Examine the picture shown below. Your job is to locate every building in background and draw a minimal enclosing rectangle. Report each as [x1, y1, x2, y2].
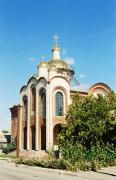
[0, 130, 11, 150]
[10, 106, 19, 142]
[10, 40, 111, 155]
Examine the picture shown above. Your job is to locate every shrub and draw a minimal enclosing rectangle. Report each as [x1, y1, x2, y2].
[15, 144, 116, 172]
[58, 93, 116, 170]
[16, 157, 67, 170]
[2, 140, 16, 154]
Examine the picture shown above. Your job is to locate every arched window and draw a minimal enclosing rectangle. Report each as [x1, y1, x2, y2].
[56, 92, 63, 116]
[23, 97, 28, 122]
[31, 87, 36, 112]
[41, 92, 46, 118]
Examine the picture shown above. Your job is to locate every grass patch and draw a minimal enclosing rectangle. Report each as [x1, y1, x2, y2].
[0, 152, 16, 159]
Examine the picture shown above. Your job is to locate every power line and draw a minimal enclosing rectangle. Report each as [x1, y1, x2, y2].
[3, 25, 115, 54]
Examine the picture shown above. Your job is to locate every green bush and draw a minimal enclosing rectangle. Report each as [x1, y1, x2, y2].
[2, 140, 16, 154]
[15, 144, 116, 172]
[58, 93, 116, 170]
[16, 157, 67, 170]
[60, 143, 116, 170]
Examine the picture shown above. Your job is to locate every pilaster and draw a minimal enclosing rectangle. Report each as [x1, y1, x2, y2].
[35, 87, 39, 150]
[27, 88, 30, 150]
[46, 82, 50, 150]
[19, 99, 23, 150]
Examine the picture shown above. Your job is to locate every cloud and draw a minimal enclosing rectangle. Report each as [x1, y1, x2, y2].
[64, 58, 75, 65]
[79, 74, 85, 78]
[71, 84, 90, 92]
[29, 57, 36, 62]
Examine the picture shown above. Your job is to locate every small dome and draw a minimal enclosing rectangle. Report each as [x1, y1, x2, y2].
[48, 60, 68, 69]
[38, 61, 48, 68]
[52, 44, 61, 61]
[52, 45, 60, 52]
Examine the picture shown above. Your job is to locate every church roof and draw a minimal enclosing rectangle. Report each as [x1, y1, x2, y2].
[71, 84, 90, 93]
[71, 82, 112, 94]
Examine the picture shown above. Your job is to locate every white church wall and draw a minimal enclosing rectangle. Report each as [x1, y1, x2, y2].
[38, 65, 48, 79]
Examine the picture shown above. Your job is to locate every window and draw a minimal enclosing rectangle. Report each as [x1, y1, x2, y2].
[41, 93, 46, 118]
[32, 87, 36, 112]
[24, 98, 28, 122]
[56, 92, 63, 116]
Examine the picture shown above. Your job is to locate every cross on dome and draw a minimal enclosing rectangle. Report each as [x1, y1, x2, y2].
[53, 34, 59, 45]
[52, 34, 60, 61]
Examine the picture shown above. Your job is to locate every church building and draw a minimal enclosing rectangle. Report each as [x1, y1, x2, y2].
[10, 39, 111, 155]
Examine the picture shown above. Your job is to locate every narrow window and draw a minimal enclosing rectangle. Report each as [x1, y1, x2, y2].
[32, 87, 36, 112]
[24, 98, 28, 122]
[41, 93, 46, 118]
[56, 92, 63, 116]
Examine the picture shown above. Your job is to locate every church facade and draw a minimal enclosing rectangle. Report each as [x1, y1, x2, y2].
[10, 42, 111, 153]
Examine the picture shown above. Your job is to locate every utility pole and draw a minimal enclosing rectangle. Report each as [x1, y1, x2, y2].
[16, 105, 22, 159]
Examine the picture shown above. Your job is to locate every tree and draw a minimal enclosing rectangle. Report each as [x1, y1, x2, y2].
[59, 92, 116, 155]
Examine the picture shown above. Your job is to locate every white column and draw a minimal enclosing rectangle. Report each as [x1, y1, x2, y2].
[35, 88, 39, 150]
[46, 83, 50, 150]
[49, 87, 53, 147]
[27, 88, 30, 150]
[19, 99, 23, 150]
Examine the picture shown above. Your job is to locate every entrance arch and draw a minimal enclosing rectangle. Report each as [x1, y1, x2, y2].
[23, 127, 27, 149]
[53, 124, 62, 146]
[39, 88, 46, 150]
[31, 126, 35, 150]
[41, 125, 46, 150]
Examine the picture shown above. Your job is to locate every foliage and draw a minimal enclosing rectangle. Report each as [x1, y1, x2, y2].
[2, 129, 9, 133]
[15, 144, 116, 171]
[16, 156, 67, 170]
[2, 140, 16, 154]
[59, 93, 116, 148]
[58, 92, 116, 170]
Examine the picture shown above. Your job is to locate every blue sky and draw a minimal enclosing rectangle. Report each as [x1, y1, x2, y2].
[0, 0, 115, 131]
